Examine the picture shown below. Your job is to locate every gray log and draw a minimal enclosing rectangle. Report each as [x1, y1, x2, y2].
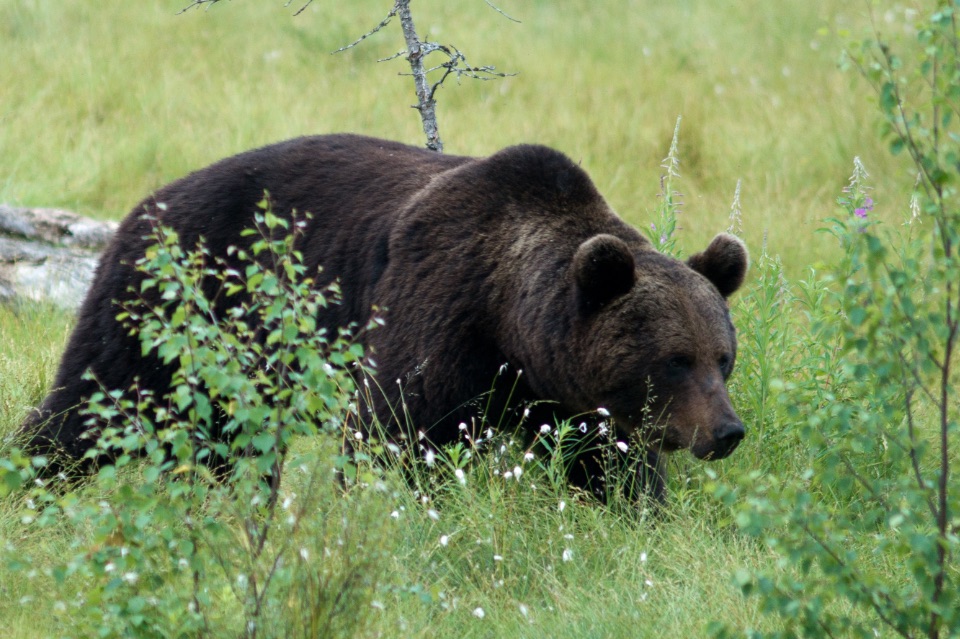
[0, 205, 116, 309]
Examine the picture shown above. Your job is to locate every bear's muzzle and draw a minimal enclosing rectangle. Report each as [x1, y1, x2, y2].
[692, 419, 745, 460]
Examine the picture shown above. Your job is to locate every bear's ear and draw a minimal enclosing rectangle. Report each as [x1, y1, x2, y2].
[573, 234, 636, 309]
[687, 233, 749, 298]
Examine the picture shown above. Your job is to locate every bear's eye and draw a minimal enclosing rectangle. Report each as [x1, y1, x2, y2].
[718, 354, 733, 376]
[666, 355, 693, 372]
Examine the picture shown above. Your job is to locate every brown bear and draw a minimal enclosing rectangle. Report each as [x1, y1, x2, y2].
[19, 134, 748, 501]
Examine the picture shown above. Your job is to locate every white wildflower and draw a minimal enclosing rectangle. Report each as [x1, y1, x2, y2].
[473, 607, 485, 619]
[558, 500, 566, 513]
[524, 451, 535, 462]
[597, 407, 610, 417]
[562, 548, 573, 562]
[300, 548, 310, 561]
[616, 441, 629, 453]
[513, 465, 523, 479]
[455, 468, 466, 485]
[428, 509, 439, 521]
[440, 535, 450, 546]
[539, 424, 551, 435]
[390, 510, 400, 519]
[425, 449, 436, 466]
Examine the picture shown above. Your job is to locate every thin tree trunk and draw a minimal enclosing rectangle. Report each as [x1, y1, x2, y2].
[396, 0, 443, 153]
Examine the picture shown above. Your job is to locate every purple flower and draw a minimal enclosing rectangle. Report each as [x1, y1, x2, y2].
[855, 208, 868, 219]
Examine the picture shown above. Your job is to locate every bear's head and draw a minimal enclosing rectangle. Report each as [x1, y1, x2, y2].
[571, 232, 749, 461]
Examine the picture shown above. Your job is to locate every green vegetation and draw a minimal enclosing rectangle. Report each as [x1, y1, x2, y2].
[1, 1, 957, 637]
[0, 0, 911, 267]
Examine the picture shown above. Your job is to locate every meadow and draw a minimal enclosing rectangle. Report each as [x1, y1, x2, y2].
[1, 1, 956, 637]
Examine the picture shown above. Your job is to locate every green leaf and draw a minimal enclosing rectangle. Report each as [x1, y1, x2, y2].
[251, 432, 275, 453]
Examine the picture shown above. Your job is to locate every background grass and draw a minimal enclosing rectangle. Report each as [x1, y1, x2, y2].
[1, 0, 915, 267]
[0, 1, 931, 637]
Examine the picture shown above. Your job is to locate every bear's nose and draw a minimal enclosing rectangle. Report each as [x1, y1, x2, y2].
[713, 421, 745, 458]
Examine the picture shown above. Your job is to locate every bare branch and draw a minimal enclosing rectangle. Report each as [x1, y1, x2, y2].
[287, 0, 314, 17]
[424, 44, 515, 85]
[179, 0, 314, 16]
[331, 8, 398, 54]
[483, 0, 520, 23]
[177, 0, 222, 15]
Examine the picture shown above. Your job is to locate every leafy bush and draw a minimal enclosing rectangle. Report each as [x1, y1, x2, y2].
[1, 203, 394, 638]
[710, 4, 960, 637]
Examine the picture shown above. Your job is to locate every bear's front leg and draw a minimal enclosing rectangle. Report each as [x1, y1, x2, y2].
[566, 443, 666, 506]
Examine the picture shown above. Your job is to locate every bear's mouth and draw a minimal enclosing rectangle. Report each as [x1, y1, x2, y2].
[689, 422, 745, 461]
[630, 421, 744, 461]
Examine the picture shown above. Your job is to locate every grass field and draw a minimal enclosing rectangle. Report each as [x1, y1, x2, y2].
[0, 1, 951, 637]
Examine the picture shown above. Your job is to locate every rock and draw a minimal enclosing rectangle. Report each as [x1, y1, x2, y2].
[0, 205, 116, 309]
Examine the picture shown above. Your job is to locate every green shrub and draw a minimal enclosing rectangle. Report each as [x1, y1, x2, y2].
[710, 3, 960, 637]
[1, 203, 392, 638]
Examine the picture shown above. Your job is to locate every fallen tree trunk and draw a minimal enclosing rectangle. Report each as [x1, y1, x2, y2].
[0, 205, 116, 309]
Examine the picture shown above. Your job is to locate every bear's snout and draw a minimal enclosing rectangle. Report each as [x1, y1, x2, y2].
[710, 420, 745, 459]
[689, 419, 744, 461]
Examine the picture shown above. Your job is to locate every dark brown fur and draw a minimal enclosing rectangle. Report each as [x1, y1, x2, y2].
[20, 134, 748, 501]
